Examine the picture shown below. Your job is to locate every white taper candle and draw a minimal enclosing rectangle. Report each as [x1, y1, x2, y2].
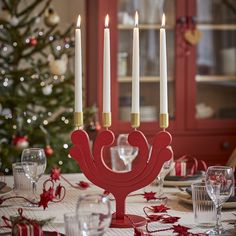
[75, 15, 82, 112]
[160, 14, 168, 114]
[131, 11, 140, 114]
[103, 14, 111, 113]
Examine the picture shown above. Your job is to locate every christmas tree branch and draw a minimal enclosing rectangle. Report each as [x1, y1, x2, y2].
[0, 35, 9, 44]
[2, 0, 10, 11]
[18, 0, 47, 17]
[10, 0, 19, 16]
[21, 26, 57, 58]
[18, 0, 51, 28]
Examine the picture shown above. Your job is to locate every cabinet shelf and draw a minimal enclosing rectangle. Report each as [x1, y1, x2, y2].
[118, 76, 174, 82]
[118, 24, 175, 30]
[197, 24, 236, 30]
[196, 75, 236, 82]
[87, 0, 236, 167]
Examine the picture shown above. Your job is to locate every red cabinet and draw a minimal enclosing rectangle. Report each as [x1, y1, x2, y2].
[86, 0, 236, 165]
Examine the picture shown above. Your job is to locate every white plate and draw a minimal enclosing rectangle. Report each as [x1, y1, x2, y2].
[164, 178, 202, 187]
[0, 185, 12, 196]
[176, 192, 236, 209]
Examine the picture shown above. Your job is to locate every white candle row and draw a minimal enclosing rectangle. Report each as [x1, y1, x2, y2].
[74, 13, 168, 125]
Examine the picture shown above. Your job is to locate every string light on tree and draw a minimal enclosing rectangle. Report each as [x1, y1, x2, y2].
[0, 0, 94, 173]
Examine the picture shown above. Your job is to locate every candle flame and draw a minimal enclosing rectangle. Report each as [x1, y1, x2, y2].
[105, 14, 109, 28]
[76, 15, 81, 28]
[161, 13, 165, 27]
[135, 11, 138, 27]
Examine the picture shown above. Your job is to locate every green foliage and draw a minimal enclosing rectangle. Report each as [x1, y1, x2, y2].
[0, 0, 95, 174]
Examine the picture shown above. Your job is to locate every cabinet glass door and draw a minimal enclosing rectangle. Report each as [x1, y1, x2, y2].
[196, 0, 236, 120]
[117, 0, 176, 122]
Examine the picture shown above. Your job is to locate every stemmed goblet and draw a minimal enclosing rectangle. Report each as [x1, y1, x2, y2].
[156, 157, 174, 196]
[117, 134, 138, 171]
[205, 166, 234, 235]
[21, 148, 47, 205]
[76, 194, 111, 236]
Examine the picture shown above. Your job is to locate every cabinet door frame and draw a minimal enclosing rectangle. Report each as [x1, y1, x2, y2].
[185, 0, 236, 132]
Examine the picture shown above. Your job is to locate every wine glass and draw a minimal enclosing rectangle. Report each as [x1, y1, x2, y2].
[21, 148, 47, 204]
[117, 134, 138, 171]
[76, 194, 111, 236]
[205, 166, 234, 235]
[156, 157, 174, 196]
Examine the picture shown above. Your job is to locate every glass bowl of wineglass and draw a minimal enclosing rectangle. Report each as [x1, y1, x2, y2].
[205, 166, 234, 235]
[117, 134, 139, 171]
[156, 157, 174, 196]
[21, 148, 47, 205]
[76, 194, 111, 236]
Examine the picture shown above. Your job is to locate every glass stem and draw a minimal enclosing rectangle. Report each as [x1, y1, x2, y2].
[159, 178, 164, 196]
[32, 181, 37, 199]
[215, 204, 222, 232]
[127, 163, 132, 171]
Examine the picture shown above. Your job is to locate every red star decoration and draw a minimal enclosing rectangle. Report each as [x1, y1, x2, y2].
[151, 204, 170, 213]
[172, 224, 190, 234]
[77, 181, 89, 189]
[161, 216, 180, 224]
[142, 191, 157, 201]
[38, 187, 54, 209]
[50, 168, 61, 181]
[55, 184, 63, 198]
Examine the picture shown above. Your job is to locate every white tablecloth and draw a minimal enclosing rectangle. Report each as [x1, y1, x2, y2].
[0, 174, 235, 235]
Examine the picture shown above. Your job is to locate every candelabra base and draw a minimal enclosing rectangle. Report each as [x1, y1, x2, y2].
[110, 213, 147, 228]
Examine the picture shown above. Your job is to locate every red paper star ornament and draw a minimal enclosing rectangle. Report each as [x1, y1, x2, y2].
[77, 181, 89, 189]
[161, 216, 180, 224]
[50, 167, 61, 181]
[38, 187, 54, 209]
[55, 184, 63, 198]
[172, 224, 190, 234]
[151, 204, 170, 213]
[142, 191, 157, 201]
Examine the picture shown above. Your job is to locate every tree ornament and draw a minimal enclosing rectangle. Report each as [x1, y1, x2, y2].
[35, 17, 41, 24]
[29, 37, 38, 46]
[184, 29, 202, 45]
[0, 7, 11, 22]
[12, 135, 29, 150]
[42, 85, 52, 95]
[44, 8, 60, 27]
[10, 16, 19, 26]
[44, 145, 54, 157]
[48, 54, 68, 75]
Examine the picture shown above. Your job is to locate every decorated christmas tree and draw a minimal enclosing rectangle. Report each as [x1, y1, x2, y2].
[0, 0, 96, 174]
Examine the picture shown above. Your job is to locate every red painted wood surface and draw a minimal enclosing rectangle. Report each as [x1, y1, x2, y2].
[85, 0, 236, 167]
[70, 129, 173, 227]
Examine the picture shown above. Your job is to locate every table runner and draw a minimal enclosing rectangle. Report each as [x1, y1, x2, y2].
[0, 174, 235, 235]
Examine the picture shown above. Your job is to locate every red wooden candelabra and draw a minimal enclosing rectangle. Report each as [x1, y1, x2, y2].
[70, 121, 172, 228]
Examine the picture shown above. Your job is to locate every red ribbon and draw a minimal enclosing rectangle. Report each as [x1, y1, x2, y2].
[175, 155, 207, 176]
